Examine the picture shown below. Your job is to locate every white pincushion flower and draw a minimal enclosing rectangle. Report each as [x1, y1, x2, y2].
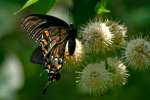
[106, 20, 127, 35]
[107, 57, 129, 87]
[106, 20, 127, 48]
[81, 20, 113, 53]
[125, 38, 150, 70]
[77, 62, 112, 95]
[64, 39, 84, 71]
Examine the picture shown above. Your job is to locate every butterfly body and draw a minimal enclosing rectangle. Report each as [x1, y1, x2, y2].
[21, 14, 77, 93]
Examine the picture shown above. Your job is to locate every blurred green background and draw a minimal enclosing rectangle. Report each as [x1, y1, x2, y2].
[0, 0, 150, 100]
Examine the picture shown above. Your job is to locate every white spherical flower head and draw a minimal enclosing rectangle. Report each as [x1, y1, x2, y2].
[78, 63, 112, 95]
[81, 20, 113, 53]
[106, 20, 127, 48]
[107, 57, 129, 87]
[125, 38, 150, 70]
[106, 20, 127, 35]
[64, 39, 84, 71]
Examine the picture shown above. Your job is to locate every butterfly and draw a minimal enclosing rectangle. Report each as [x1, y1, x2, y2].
[21, 14, 77, 94]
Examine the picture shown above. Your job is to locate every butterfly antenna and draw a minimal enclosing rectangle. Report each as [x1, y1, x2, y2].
[42, 81, 52, 94]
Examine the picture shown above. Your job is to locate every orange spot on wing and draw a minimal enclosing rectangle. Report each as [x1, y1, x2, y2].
[40, 40, 48, 46]
[57, 65, 62, 70]
[47, 64, 51, 70]
[42, 48, 48, 55]
[44, 31, 50, 37]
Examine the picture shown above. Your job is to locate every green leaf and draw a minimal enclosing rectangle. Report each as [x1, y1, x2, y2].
[14, 0, 39, 14]
[95, 0, 110, 15]
[32, 0, 55, 14]
[96, 5, 110, 14]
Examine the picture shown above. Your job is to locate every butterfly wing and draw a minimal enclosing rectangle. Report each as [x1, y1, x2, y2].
[31, 46, 45, 65]
[21, 14, 70, 42]
[21, 14, 71, 63]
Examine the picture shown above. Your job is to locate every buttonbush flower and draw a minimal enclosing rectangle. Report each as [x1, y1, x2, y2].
[107, 57, 129, 87]
[81, 20, 113, 53]
[125, 38, 150, 70]
[77, 63, 112, 95]
[106, 20, 127, 48]
[64, 39, 84, 71]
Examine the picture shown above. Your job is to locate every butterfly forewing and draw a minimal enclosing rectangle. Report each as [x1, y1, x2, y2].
[21, 14, 70, 42]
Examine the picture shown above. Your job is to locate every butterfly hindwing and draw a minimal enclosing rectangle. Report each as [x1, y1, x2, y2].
[31, 46, 45, 65]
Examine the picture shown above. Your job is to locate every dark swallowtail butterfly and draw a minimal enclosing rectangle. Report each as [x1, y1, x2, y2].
[21, 14, 77, 94]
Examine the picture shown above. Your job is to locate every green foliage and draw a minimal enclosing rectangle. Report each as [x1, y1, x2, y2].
[32, 0, 55, 14]
[0, 0, 150, 100]
[96, 5, 110, 14]
[15, 0, 55, 14]
[0, 49, 5, 65]
[95, 0, 110, 15]
[14, 0, 39, 14]
[72, 0, 99, 26]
